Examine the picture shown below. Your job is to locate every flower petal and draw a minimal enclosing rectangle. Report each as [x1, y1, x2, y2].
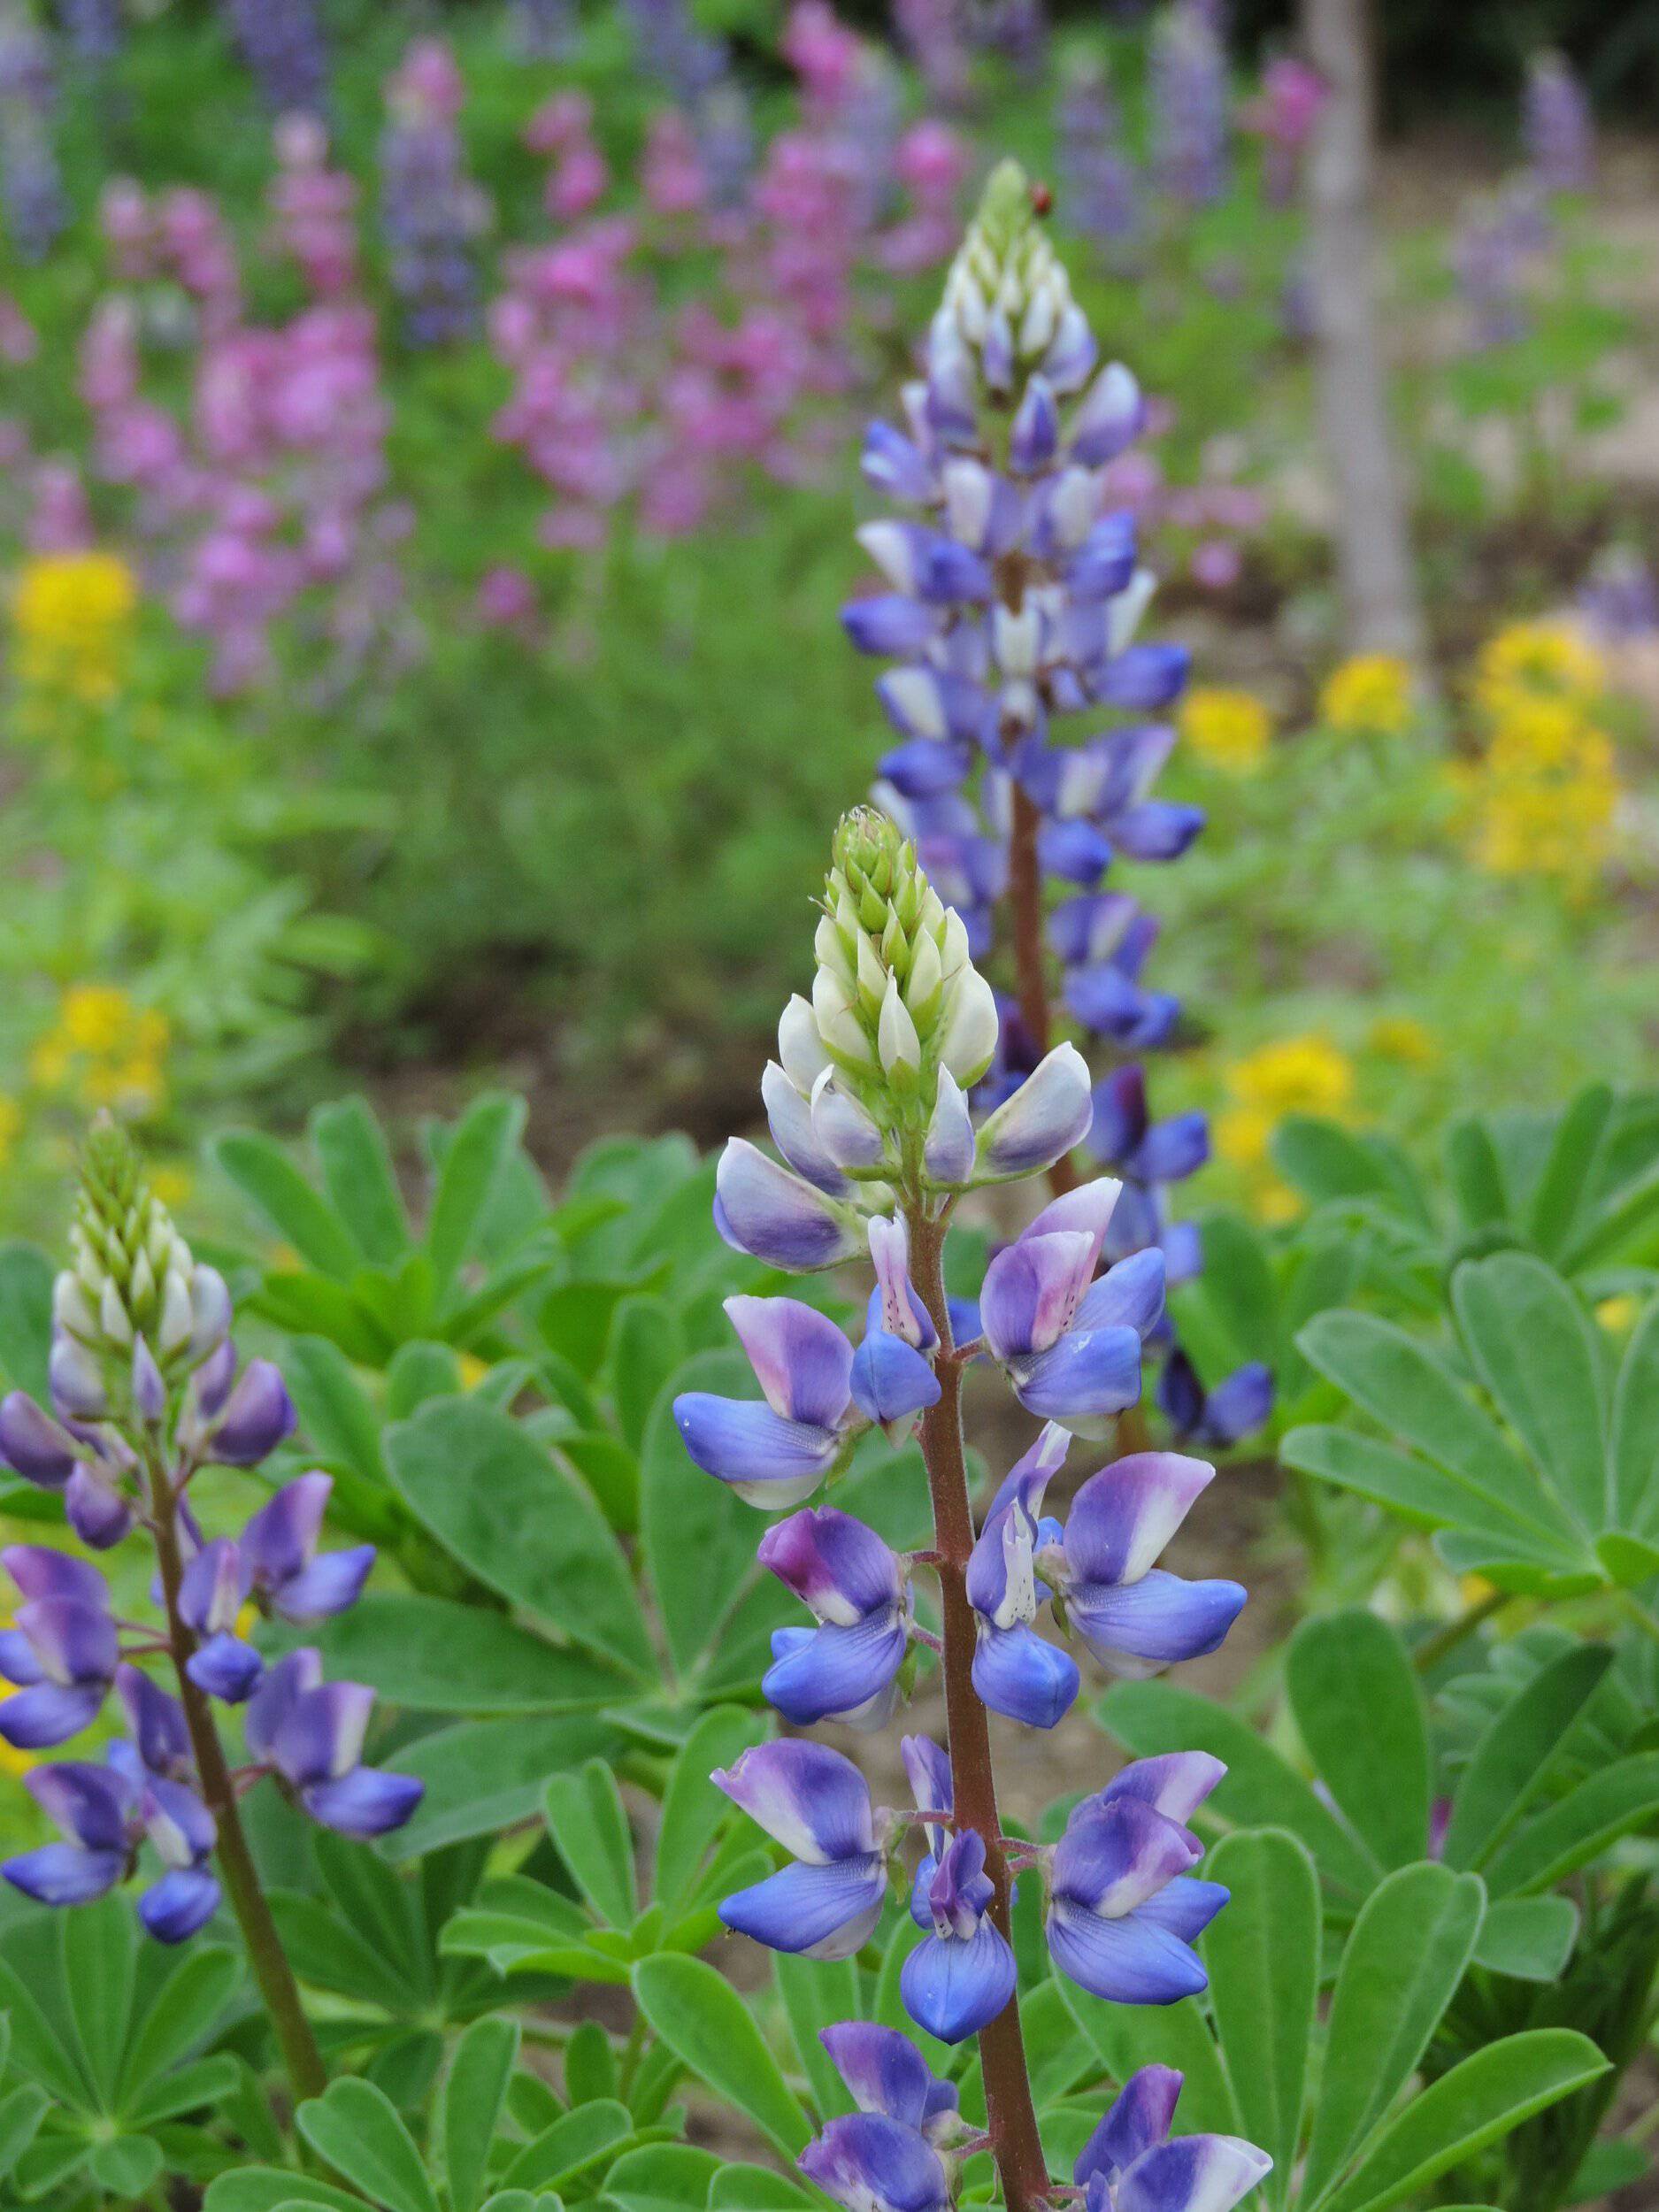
[901, 1919, 1018, 2044]
[186, 1632, 264, 1705]
[672, 1394, 841, 1509]
[763, 1062, 850, 1195]
[302, 1766, 424, 1837]
[1061, 1454, 1215, 1590]
[211, 1361, 297, 1466]
[1133, 1877, 1231, 1944]
[799, 2112, 952, 2212]
[139, 1866, 222, 1942]
[720, 1855, 888, 1960]
[713, 1740, 877, 1863]
[272, 1547, 376, 1624]
[980, 1231, 1097, 1362]
[924, 1066, 976, 1187]
[3, 1841, 125, 1906]
[241, 1473, 330, 1586]
[972, 1622, 1079, 1730]
[851, 1321, 941, 1432]
[758, 1506, 904, 1625]
[976, 1044, 1094, 1181]
[1073, 1248, 1166, 1340]
[764, 1613, 910, 1730]
[1068, 1571, 1247, 1674]
[1102, 1753, 1227, 1827]
[0, 1393, 76, 1486]
[724, 1296, 856, 1430]
[1012, 1326, 1143, 1429]
[1076, 2065, 1185, 2190]
[818, 2023, 959, 2135]
[27, 1760, 133, 1850]
[1048, 1898, 1209, 2006]
[715, 1141, 865, 1272]
[1052, 1798, 1202, 1916]
[243, 1647, 322, 1765]
[1116, 2136, 1274, 2212]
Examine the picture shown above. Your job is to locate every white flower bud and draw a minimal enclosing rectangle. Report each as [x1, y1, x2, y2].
[1108, 569, 1157, 654]
[904, 930, 943, 1025]
[855, 929, 888, 1015]
[779, 993, 832, 1094]
[810, 1070, 887, 1172]
[878, 975, 922, 1082]
[53, 1270, 98, 1342]
[157, 1267, 195, 1356]
[940, 908, 971, 981]
[813, 967, 875, 1067]
[942, 459, 995, 550]
[993, 603, 1041, 679]
[856, 521, 917, 595]
[100, 1276, 134, 1348]
[814, 911, 854, 991]
[938, 966, 1000, 1087]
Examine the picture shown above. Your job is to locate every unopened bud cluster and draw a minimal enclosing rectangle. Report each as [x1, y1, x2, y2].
[932, 157, 1092, 397]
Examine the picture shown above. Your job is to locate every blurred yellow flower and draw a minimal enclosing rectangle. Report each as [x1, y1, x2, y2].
[12, 549, 137, 702]
[30, 984, 169, 1118]
[1468, 716, 1617, 879]
[1474, 619, 1604, 714]
[150, 1164, 193, 1210]
[1318, 654, 1415, 736]
[1596, 1294, 1639, 1335]
[1367, 1015, 1437, 1065]
[1179, 686, 1272, 774]
[1216, 1035, 1356, 1220]
[0, 1094, 20, 1166]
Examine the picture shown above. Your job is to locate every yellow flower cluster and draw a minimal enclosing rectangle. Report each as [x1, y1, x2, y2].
[1179, 686, 1272, 774]
[12, 550, 137, 702]
[1318, 654, 1416, 737]
[30, 984, 169, 1116]
[1216, 1033, 1356, 1221]
[1366, 1014, 1437, 1065]
[0, 1095, 19, 1167]
[1461, 622, 1617, 879]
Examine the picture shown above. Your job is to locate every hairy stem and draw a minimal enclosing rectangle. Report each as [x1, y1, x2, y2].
[142, 1450, 328, 2104]
[908, 1207, 1050, 2211]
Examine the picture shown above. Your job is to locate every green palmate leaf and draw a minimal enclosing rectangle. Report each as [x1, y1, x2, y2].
[386, 1339, 463, 1417]
[639, 1349, 772, 1686]
[127, 2051, 240, 2128]
[280, 1335, 386, 1490]
[1451, 1256, 1608, 1536]
[1203, 1831, 1317, 2211]
[1286, 1612, 1428, 1870]
[632, 1955, 811, 2158]
[1445, 1119, 1509, 1232]
[1021, 1978, 1099, 2108]
[500, 2098, 633, 2191]
[0, 1240, 52, 1399]
[381, 1712, 620, 1861]
[0, 2085, 48, 2180]
[321, 1594, 629, 1714]
[270, 1892, 423, 2012]
[428, 1094, 527, 1291]
[559, 1432, 641, 1537]
[612, 1298, 686, 1456]
[1525, 1085, 1612, 1260]
[296, 2078, 439, 2212]
[1440, 1645, 1612, 1872]
[1610, 1298, 1659, 1535]
[214, 1128, 364, 1280]
[1053, 1978, 1239, 2138]
[1482, 1750, 1659, 1896]
[442, 2017, 522, 2212]
[654, 1705, 767, 1918]
[313, 1096, 411, 1265]
[543, 1761, 638, 1930]
[87, 2137, 163, 2197]
[0, 1953, 88, 2106]
[1301, 1861, 1487, 2207]
[1279, 1425, 1570, 1571]
[1098, 1679, 1379, 1896]
[1317, 2029, 1607, 2212]
[440, 1873, 596, 1979]
[60, 1893, 134, 2108]
[1191, 1210, 1279, 1366]
[385, 1397, 652, 1678]
[565, 2020, 618, 2106]
[1473, 1894, 1579, 1982]
[772, 1952, 860, 2122]
[1272, 1118, 1407, 1211]
[1294, 1311, 1578, 1549]
[600, 2143, 722, 2210]
[706, 2165, 817, 2209]
[206, 2174, 366, 2212]
[119, 1944, 241, 2100]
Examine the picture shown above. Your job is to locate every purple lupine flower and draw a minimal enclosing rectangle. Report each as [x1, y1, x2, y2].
[1578, 545, 1657, 644]
[714, 1740, 893, 1960]
[818, 2021, 960, 2141]
[115, 1663, 193, 1780]
[965, 1424, 1079, 1728]
[902, 1732, 953, 1924]
[1524, 50, 1594, 196]
[1057, 53, 1141, 251]
[1045, 1755, 1229, 2003]
[226, 0, 328, 117]
[973, 1041, 1094, 1181]
[1240, 56, 1326, 206]
[1076, 2063, 1273, 2212]
[713, 1140, 866, 1271]
[511, 0, 578, 63]
[3, 1745, 221, 1942]
[1159, 1350, 1273, 1451]
[977, 1181, 1164, 1432]
[0, 2, 65, 263]
[0, 1391, 76, 1486]
[241, 1472, 375, 1624]
[0, 1548, 116, 1748]
[900, 1828, 1018, 2042]
[61, 0, 123, 68]
[760, 1506, 914, 1729]
[1040, 1451, 1248, 1676]
[244, 1649, 422, 1837]
[200, 1358, 298, 1467]
[379, 39, 488, 347]
[1089, 1064, 1210, 1291]
[1451, 181, 1549, 351]
[1054, 896, 1181, 1051]
[1148, 2, 1231, 208]
[178, 1539, 262, 1704]
[799, 2112, 952, 2212]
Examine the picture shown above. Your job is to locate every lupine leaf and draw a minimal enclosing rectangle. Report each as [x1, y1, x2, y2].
[321, 1594, 630, 1715]
[632, 1955, 811, 2157]
[598, 2144, 722, 2210]
[125, 2053, 241, 2128]
[1482, 1751, 1659, 1896]
[1451, 1256, 1608, 1537]
[653, 1705, 767, 1917]
[0, 1240, 52, 1400]
[1287, 1611, 1428, 1870]
[564, 2020, 617, 2106]
[639, 1348, 772, 1686]
[1526, 1085, 1612, 1259]
[1317, 2030, 1607, 2212]
[1611, 1298, 1659, 1534]
[441, 2017, 521, 2212]
[772, 1953, 859, 2122]
[381, 1712, 621, 1860]
[296, 2078, 438, 2212]
[1440, 1645, 1612, 1871]
[386, 1340, 463, 1417]
[204, 2170, 367, 2212]
[123, 1950, 240, 2089]
[1473, 1894, 1579, 1982]
[60, 1895, 134, 2108]
[706, 2165, 817, 2208]
[0, 1955, 88, 2106]
[86, 2138, 163, 2197]
[312, 1096, 411, 1264]
[499, 2098, 633, 2191]
[1053, 1978, 1239, 2137]
[0, 2085, 48, 2180]
[1203, 1830, 1317, 2211]
[427, 1094, 526, 1290]
[280, 1335, 387, 1489]
[612, 1298, 686, 1455]
[543, 1761, 638, 1930]
[1280, 1425, 1571, 1569]
[1445, 1119, 1508, 1231]
[213, 1129, 363, 1280]
[1302, 1862, 1487, 2207]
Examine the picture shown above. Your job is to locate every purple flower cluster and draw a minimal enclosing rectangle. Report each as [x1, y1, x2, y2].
[674, 793, 1264, 2204]
[224, 0, 328, 120]
[849, 160, 1269, 1441]
[61, 0, 123, 70]
[1524, 50, 1594, 198]
[0, 1, 65, 264]
[1148, 1, 1230, 209]
[0, 1123, 419, 1942]
[1240, 56, 1325, 206]
[379, 37, 490, 347]
[1451, 180, 1550, 351]
[1057, 53, 1141, 254]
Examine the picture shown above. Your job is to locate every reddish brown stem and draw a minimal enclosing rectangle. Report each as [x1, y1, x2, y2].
[908, 1207, 1051, 2212]
[1008, 783, 1078, 1198]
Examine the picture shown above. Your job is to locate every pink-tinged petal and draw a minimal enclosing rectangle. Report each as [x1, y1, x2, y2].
[867, 1217, 935, 1350]
[818, 2023, 959, 2136]
[1069, 1571, 1247, 1675]
[1102, 1753, 1227, 1827]
[757, 1506, 902, 1626]
[672, 1394, 841, 1510]
[723, 1296, 855, 1428]
[799, 2112, 952, 2212]
[713, 1740, 877, 1864]
[720, 1855, 888, 1960]
[976, 1043, 1094, 1180]
[980, 1230, 1097, 1361]
[1021, 1176, 1123, 1270]
[1061, 1454, 1215, 1589]
[1052, 1797, 1202, 1916]
[1115, 2135, 1273, 2212]
[984, 1421, 1071, 1521]
[715, 1141, 864, 1272]
[1048, 1898, 1209, 2006]
[1076, 2065, 1184, 2189]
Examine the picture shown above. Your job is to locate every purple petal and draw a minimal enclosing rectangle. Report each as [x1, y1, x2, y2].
[1070, 361, 1145, 465]
[1050, 893, 1140, 968]
[1010, 374, 1058, 472]
[1023, 1179, 1121, 1264]
[1044, 303, 1098, 392]
[139, 1866, 222, 1942]
[984, 1420, 1071, 1524]
[672, 1394, 841, 1509]
[1077, 2065, 1184, 2189]
[877, 666, 993, 749]
[901, 1918, 1018, 2044]
[843, 595, 941, 658]
[1048, 1899, 1209, 2006]
[715, 1141, 864, 1272]
[818, 2023, 959, 2135]
[1060, 1453, 1215, 1588]
[0, 1630, 42, 1686]
[271, 1680, 375, 1788]
[1012, 1326, 1143, 1429]
[211, 1361, 297, 1467]
[980, 1230, 1097, 1362]
[63, 1465, 134, 1550]
[0, 1681, 109, 1748]
[1112, 802, 1206, 863]
[241, 1472, 331, 1587]
[850, 1322, 941, 1432]
[186, 1632, 264, 1705]
[977, 1044, 1094, 1180]
[764, 1063, 851, 1195]
[271, 1546, 375, 1624]
[1116, 2136, 1274, 2212]
[303, 1766, 424, 1836]
[1090, 1065, 1150, 1165]
[1134, 1877, 1231, 1945]
[757, 1506, 903, 1624]
[131, 1337, 165, 1424]
[1138, 1112, 1210, 1186]
[49, 1334, 106, 1420]
[924, 1067, 976, 1187]
[192, 1339, 237, 1417]
[764, 1613, 909, 1729]
[1067, 514, 1140, 603]
[19, 1595, 118, 1686]
[1201, 1364, 1274, 1448]
[726, 1296, 856, 1430]
[3, 1546, 108, 1607]
[178, 1539, 250, 1638]
[3, 1841, 125, 1906]
[1074, 1248, 1166, 1340]
[799, 2113, 951, 2212]
[1095, 645, 1190, 714]
[27, 1759, 134, 1850]
[1040, 818, 1113, 885]
[862, 421, 936, 505]
[972, 1623, 1079, 1730]
[141, 1775, 216, 1867]
[1066, 964, 1180, 1049]
[925, 1830, 995, 1934]
[714, 1740, 878, 1863]
[719, 1855, 888, 1960]
[878, 737, 973, 801]
[243, 1647, 322, 1764]
[1102, 1754, 1228, 1827]
[1068, 1571, 1248, 1674]
[1052, 1798, 1202, 1916]
[902, 1734, 952, 1857]
[0, 1393, 76, 1486]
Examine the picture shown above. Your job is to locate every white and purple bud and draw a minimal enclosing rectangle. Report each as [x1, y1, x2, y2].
[900, 1828, 1018, 2044]
[0, 1392, 78, 1488]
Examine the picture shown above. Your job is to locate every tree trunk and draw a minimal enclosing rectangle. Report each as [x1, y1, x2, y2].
[1301, 0, 1425, 663]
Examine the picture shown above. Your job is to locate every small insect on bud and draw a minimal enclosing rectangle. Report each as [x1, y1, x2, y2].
[1030, 180, 1054, 217]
